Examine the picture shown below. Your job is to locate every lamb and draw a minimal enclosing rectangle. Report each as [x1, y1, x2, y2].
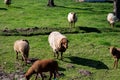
[25, 59, 59, 80]
[13, 39, 30, 64]
[67, 12, 77, 27]
[4, 0, 11, 7]
[48, 31, 68, 60]
[107, 12, 118, 28]
[109, 46, 120, 69]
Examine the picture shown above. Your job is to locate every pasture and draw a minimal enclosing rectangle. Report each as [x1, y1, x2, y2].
[0, 0, 120, 80]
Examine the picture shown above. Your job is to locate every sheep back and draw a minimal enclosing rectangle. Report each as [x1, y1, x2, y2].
[25, 59, 58, 78]
[14, 39, 30, 58]
[48, 31, 67, 52]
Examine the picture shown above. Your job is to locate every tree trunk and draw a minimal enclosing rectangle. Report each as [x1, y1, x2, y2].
[47, 0, 55, 7]
[114, 0, 120, 20]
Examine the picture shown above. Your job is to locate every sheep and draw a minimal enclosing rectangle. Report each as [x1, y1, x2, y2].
[48, 31, 68, 60]
[13, 39, 30, 64]
[4, 0, 11, 7]
[25, 59, 59, 80]
[109, 46, 120, 69]
[107, 12, 118, 28]
[67, 12, 77, 27]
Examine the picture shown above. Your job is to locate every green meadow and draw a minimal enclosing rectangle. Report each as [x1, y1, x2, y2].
[0, 0, 120, 80]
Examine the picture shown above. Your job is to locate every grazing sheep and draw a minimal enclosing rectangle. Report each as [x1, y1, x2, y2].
[67, 12, 77, 27]
[109, 46, 120, 69]
[48, 31, 68, 60]
[14, 39, 30, 64]
[4, 0, 11, 6]
[107, 12, 118, 28]
[25, 59, 59, 80]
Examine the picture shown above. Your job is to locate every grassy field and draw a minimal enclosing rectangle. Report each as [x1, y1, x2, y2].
[0, 0, 120, 80]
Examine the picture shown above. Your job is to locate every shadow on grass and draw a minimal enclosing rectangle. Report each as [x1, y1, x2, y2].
[0, 8, 7, 10]
[56, 5, 108, 14]
[59, 67, 66, 71]
[1, 26, 120, 36]
[65, 56, 109, 69]
[116, 25, 120, 28]
[78, 26, 101, 33]
[12, 6, 24, 9]
[56, 5, 93, 11]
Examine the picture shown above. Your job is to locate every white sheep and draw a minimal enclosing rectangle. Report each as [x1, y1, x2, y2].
[14, 39, 30, 64]
[4, 0, 11, 6]
[67, 12, 77, 27]
[107, 12, 118, 28]
[48, 31, 68, 60]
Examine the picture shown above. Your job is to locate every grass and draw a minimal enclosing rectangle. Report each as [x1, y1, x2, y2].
[0, 0, 115, 29]
[1, 0, 120, 80]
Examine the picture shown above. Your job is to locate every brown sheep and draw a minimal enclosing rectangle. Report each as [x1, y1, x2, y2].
[25, 59, 59, 80]
[14, 39, 30, 64]
[48, 31, 68, 60]
[109, 46, 120, 69]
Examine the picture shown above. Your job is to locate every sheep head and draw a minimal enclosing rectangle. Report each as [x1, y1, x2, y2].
[109, 46, 120, 58]
[22, 39, 29, 44]
[59, 38, 68, 52]
[110, 46, 116, 55]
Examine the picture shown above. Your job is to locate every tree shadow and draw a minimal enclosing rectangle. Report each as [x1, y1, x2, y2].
[78, 26, 101, 33]
[0, 8, 7, 10]
[65, 56, 109, 69]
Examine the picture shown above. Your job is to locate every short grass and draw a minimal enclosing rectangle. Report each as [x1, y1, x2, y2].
[0, 0, 117, 29]
[0, 0, 120, 80]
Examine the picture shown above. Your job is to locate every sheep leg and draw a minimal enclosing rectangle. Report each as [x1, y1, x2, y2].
[70, 23, 72, 27]
[53, 71, 56, 79]
[21, 53, 27, 64]
[56, 52, 59, 59]
[53, 52, 56, 57]
[115, 59, 119, 69]
[111, 23, 114, 28]
[35, 73, 38, 80]
[113, 60, 116, 69]
[16, 51, 18, 60]
[73, 22, 74, 27]
[60, 52, 63, 60]
[40, 72, 44, 80]
[69, 23, 71, 27]
[21, 57, 24, 61]
[49, 72, 53, 80]
[71, 23, 73, 27]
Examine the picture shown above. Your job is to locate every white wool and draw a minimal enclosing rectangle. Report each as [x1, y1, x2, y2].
[67, 12, 77, 23]
[107, 13, 117, 24]
[48, 31, 66, 52]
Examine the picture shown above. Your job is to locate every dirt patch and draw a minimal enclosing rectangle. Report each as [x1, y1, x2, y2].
[0, 27, 79, 36]
[0, 62, 25, 80]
